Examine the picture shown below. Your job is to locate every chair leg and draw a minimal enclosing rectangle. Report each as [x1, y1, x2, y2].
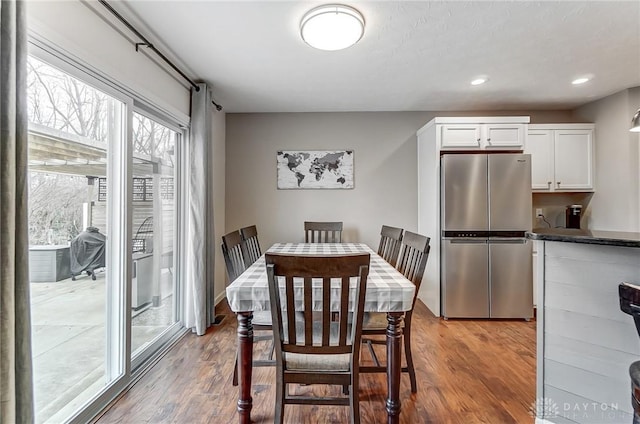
[274, 379, 285, 424]
[269, 339, 275, 361]
[350, 377, 360, 424]
[404, 327, 417, 393]
[232, 351, 239, 386]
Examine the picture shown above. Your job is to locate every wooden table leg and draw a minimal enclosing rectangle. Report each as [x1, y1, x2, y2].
[386, 312, 403, 424]
[237, 312, 253, 424]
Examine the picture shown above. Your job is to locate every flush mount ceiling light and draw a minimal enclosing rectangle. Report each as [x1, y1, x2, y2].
[300, 4, 365, 51]
[631, 108, 640, 132]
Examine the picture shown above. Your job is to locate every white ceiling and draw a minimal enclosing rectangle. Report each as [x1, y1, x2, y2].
[114, 1, 640, 113]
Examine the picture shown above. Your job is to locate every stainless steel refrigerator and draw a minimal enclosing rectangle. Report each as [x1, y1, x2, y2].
[441, 153, 533, 319]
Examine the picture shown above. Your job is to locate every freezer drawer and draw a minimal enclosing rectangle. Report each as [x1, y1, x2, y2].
[442, 239, 489, 318]
[489, 238, 533, 318]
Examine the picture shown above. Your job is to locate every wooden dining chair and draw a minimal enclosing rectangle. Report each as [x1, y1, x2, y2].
[221, 230, 274, 386]
[377, 225, 403, 267]
[221, 230, 248, 282]
[265, 252, 370, 424]
[304, 221, 343, 243]
[240, 225, 261, 266]
[361, 230, 430, 394]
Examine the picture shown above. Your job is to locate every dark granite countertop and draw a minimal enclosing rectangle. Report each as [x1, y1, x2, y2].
[527, 228, 640, 248]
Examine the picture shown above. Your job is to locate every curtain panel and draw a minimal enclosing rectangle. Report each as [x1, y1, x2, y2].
[0, 0, 35, 422]
[184, 83, 214, 335]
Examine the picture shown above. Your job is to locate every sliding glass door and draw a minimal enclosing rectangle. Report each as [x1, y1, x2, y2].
[130, 112, 180, 362]
[26, 53, 186, 423]
[27, 55, 124, 423]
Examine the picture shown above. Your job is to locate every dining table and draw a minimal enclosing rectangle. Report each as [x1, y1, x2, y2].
[225, 242, 416, 424]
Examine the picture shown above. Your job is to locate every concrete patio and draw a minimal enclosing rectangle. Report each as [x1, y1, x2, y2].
[30, 270, 173, 424]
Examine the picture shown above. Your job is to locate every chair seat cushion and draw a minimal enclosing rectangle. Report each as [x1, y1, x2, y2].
[284, 351, 351, 372]
[253, 311, 272, 326]
[283, 321, 352, 372]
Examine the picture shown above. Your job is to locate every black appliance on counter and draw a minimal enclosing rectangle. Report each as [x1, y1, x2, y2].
[566, 204, 583, 229]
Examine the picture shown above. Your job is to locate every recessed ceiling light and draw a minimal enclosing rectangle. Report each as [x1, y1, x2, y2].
[471, 77, 488, 86]
[572, 77, 590, 85]
[300, 4, 365, 51]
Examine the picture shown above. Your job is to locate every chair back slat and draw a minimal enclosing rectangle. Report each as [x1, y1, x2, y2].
[322, 284, 331, 346]
[304, 277, 313, 346]
[285, 276, 296, 345]
[396, 231, 431, 309]
[304, 221, 343, 243]
[240, 225, 262, 266]
[339, 275, 350, 345]
[221, 230, 248, 283]
[266, 253, 369, 356]
[377, 225, 403, 266]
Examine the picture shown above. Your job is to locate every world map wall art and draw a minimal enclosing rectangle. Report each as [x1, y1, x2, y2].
[276, 150, 354, 189]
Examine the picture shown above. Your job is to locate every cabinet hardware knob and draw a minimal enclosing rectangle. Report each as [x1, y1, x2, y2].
[477, 138, 481, 142]
[557, 181, 561, 186]
[487, 138, 491, 142]
[547, 181, 552, 186]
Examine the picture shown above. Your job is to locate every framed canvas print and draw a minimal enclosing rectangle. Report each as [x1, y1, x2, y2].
[277, 150, 354, 189]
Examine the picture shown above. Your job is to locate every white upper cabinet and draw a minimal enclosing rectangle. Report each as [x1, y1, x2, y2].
[437, 117, 528, 150]
[484, 123, 526, 149]
[527, 130, 555, 190]
[440, 124, 482, 148]
[525, 124, 595, 192]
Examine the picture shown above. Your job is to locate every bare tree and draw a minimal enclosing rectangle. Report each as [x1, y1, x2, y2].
[132, 113, 174, 158]
[27, 58, 108, 141]
[28, 173, 87, 245]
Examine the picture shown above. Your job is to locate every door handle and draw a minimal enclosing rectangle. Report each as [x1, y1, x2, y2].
[489, 239, 527, 244]
[449, 239, 487, 244]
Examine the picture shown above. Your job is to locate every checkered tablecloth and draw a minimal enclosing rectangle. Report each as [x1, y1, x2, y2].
[226, 243, 416, 313]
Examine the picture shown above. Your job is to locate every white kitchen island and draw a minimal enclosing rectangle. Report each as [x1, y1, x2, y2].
[528, 229, 640, 424]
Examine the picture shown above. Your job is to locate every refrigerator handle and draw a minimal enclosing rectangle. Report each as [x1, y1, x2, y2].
[488, 238, 528, 244]
[448, 239, 488, 244]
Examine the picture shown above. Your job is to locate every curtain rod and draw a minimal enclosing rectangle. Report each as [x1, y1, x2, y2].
[98, 0, 224, 111]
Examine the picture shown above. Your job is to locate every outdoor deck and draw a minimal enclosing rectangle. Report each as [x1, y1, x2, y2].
[30, 271, 173, 423]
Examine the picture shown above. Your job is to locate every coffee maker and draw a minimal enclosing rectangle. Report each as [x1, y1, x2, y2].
[566, 204, 583, 229]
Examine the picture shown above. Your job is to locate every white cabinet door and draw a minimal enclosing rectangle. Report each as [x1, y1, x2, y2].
[526, 130, 554, 191]
[484, 124, 525, 149]
[554, 129, 594, 191]
[440, 124, 481, 148]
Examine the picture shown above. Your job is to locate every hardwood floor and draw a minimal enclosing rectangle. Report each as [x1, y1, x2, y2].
[97, 301, 536, 423]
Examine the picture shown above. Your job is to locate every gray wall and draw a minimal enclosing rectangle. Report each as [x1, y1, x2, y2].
[226, 112, 426, 251]
[574, 88, 640, 232]
[225, 110, 574, 252]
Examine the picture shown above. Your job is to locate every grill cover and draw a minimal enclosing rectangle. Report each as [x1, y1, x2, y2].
[70, 227, 106, 275]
